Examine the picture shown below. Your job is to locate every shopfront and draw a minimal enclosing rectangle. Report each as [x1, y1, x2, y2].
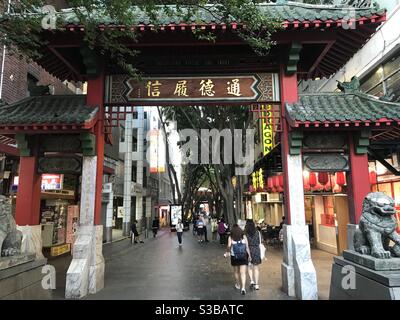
[369, 159, 400, 231]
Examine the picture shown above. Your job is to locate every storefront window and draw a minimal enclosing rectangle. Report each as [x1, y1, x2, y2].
[393, 182, 400, 207]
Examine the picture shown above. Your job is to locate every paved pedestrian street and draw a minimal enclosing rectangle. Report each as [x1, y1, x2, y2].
[52, 227, 333, 300]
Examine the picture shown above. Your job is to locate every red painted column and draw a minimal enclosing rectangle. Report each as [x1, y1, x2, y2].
[347, 133, 371, 224]
[15, 145, 42, 225]
[279, 65, 299, 225]
[86, 73, 105, 226]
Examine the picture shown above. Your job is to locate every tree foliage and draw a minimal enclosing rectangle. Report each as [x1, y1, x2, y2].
[160, 104, 257, 226]
[0, 0, 281, 77]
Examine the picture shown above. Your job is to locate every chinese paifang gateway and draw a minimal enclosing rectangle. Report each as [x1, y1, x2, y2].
[0, 1, 397, 300]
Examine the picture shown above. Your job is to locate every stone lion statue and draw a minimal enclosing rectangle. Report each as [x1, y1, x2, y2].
[354, 192, 400, 259]
[0, 195, 22, 257]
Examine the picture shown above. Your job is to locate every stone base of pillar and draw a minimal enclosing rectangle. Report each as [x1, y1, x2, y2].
[281, 224, 318, 300]
[281, 262, 295, 297]
[105, 227, 112, 243]
[122, 222, 130, 237]
[17, 225, 44, 260]
[281, 225, 295, 297]
[65, 225, 104, 299]
[347, 224, 359, 251]
[89, 258, 105, 294]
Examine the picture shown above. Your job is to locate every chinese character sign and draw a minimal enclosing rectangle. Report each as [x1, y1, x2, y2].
[118, 74, 279, 104]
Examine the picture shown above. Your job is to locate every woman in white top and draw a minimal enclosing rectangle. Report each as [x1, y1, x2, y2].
[225, 224, 251, 295]
[176, 219, 184, 246]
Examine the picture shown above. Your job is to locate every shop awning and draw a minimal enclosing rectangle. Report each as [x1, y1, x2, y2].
[0, 95, 98, 133]
[286, 91, 400, 128]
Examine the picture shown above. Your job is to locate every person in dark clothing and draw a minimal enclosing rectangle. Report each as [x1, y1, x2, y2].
[152, 217, 160, 237]
[279, 216, 286, 230]
[131, 220, 143, 244]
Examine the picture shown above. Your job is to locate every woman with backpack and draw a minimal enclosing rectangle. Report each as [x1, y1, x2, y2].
[245, 219, 262, 290]
[225, 224, 251, 295]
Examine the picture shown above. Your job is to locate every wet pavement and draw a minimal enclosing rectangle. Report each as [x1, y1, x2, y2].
[52, 226, 334, 300]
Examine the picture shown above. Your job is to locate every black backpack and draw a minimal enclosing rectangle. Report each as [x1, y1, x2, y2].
[232, 240, 247, 260]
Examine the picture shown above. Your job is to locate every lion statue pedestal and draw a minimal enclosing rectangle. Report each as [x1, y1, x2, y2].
[0, 196, 51, 299]
[330, 192, 400, 300]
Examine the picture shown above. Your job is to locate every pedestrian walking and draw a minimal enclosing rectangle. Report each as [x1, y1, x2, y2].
[211, 218, 218, 241]
[202, 214, 209, 242]
[218, 218, 228, 244]
[152, 217, 160, 237]
[225, 224, 251, 295]
[176, 218, 184, 246]
[131, 220, 143, 244]
[245, 219, 262, 290]
[196, 215, 205, 243]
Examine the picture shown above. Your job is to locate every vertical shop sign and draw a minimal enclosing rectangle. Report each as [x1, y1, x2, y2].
[262, 104, 274, 156]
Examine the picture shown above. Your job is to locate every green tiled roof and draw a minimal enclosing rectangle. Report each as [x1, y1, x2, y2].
[286, 92, 400, 123]
[60, 2, 384, 26]
[0, 95, 98, 125]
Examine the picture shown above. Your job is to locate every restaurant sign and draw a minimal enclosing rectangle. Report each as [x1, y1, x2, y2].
[107, 73, 279, 104]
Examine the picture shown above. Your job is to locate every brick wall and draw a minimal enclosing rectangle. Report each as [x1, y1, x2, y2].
[0, 51, 76, 104]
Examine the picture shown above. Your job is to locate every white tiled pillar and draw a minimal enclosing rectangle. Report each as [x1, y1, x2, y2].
[66, 156, 104, 298]
[135, 108, 145, 227]
[123, 114, 133, 236]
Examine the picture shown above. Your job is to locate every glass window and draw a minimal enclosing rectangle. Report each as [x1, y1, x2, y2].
[383, 55, 400, 77]
[131, 165, 137, 182]
[385, 70, 400, 101]
[120, 126, 125, 142]
[393, 182, 400, 207]
[377, 183, 392, 198]
[143, 168, 147, 188]
[360, 69, 383, 93]
[367, 83, 385, 98]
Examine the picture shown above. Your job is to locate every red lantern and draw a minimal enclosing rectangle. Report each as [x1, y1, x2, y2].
[267, 177, 274, 191]
[336, 172, 346, 186]
[369, 171, 377, 185]
[315, 182, 324, 191]
[273, 176, 280, 188]
[303, 173, 311, 191]
[277, 175, 284, 192]
[309, 172, 317, 188]
[318, 172, 329, 185]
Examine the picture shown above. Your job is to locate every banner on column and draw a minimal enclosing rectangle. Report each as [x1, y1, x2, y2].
[261, 104, 274, 156]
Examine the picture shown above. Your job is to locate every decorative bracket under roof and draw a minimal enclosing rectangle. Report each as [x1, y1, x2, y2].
[80, 45, 100, 78]
[289, 130, 303, 155]
[15, 133, 31, 157]
[337, 76, 361, 93]
[286, 42, 302, 75]
[80, 132, 96, 156]
[354, 129, 371, 154]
